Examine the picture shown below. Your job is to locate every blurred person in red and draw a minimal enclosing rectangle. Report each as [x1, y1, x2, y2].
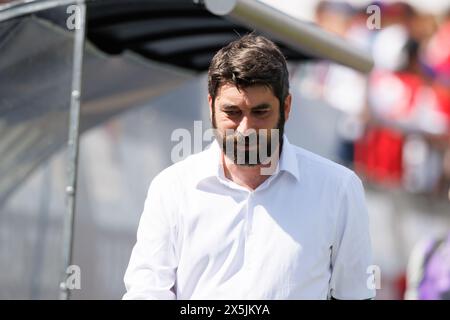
[354, 3, 417, 186]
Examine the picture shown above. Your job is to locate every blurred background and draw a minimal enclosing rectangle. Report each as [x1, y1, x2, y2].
[1, 0, 449, 299]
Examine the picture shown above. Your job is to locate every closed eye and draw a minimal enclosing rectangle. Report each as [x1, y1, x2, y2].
[224, 110, 241, 117]
[252, 109, 269, 116]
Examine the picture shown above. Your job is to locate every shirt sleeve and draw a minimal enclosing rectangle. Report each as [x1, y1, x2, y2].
[329, 172, 376, 300]
[123, 173, 179, 300]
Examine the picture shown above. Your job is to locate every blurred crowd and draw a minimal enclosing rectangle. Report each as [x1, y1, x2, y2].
[302, 0, 450, 199]
[298, 0, 450, 300]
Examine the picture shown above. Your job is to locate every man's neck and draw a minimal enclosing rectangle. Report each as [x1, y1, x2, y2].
[221, 148, 281, 191]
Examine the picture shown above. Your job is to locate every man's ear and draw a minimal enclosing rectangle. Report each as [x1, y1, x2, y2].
[283, 94, 292, 121]
[208, 95, 213, 121]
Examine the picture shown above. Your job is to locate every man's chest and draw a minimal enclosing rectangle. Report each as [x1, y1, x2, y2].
[175, 188, 335, 298]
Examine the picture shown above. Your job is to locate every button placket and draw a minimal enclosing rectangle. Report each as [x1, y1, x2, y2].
[243, 191, 256, 271]
[245, 192, 254, 237]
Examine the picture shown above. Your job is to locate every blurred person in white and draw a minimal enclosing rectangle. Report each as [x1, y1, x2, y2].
[297, 1, 370, 167]
[123, 34, 375, 300]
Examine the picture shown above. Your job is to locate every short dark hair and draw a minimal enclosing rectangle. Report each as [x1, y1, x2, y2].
[208, 33, 289, 107]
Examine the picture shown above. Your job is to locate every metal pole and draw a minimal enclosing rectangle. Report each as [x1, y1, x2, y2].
[59, 0, 86, 300]
[0, 0, 79, 22]
[203, 0, 374, 73]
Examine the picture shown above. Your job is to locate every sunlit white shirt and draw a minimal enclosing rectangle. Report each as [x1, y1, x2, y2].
[123, 135, 375, 300]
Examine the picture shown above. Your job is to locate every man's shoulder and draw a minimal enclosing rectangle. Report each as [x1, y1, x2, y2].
[151, 147, 211, 186]
[289, 143, 357, 184]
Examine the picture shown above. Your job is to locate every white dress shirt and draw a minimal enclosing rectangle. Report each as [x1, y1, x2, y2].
[123, 135, 375, 300]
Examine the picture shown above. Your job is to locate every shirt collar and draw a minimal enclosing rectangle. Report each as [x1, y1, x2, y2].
[195, 135, 300, 186]
[279, 135, 300, 181]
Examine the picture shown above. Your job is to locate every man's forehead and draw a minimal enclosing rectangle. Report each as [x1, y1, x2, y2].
[215, 83, 277, 104]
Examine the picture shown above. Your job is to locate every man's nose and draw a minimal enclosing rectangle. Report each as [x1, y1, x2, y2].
[236, 115, 253, 135]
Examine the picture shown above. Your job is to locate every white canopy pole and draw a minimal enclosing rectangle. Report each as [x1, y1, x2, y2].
[59, 0, 86, 300]
[203, 0, 374, 73]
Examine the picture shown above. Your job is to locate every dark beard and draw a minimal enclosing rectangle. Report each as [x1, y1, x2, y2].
[212, 107, 285, 166]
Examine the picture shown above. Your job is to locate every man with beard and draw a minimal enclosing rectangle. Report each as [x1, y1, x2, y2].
[123, 34, 375, 300]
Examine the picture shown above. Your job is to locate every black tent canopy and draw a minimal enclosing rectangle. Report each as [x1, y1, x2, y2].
[85, 0, 312, 71]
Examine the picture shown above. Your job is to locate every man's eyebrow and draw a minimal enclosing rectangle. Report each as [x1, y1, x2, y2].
[220, 103, 272, 110]
[220, 104, 239, 110]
